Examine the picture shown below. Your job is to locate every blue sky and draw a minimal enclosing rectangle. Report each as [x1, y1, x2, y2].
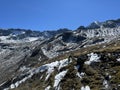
[0, 0, 120, 31]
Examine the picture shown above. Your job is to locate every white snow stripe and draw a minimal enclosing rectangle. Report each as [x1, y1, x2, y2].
[54, 70, 68, 88]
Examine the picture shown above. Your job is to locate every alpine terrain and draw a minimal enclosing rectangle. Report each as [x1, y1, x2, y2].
[0, 18, 120, 90]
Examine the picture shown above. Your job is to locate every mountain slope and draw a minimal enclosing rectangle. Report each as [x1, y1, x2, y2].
[0, 18, 120, 90]
[1, 41, 120, 90]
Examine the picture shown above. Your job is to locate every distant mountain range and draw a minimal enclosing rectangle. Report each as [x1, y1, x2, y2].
[0, 28, 70, 43]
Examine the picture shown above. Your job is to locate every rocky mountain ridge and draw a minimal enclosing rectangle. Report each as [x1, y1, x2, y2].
[0, 28, 70, 43]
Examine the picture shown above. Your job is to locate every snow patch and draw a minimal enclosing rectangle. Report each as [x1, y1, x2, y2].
[85, 53, 100, 65]
[40, 75, 43, 80]
[26, 37, 38, 42]
[10, 84, 15, 89]
[117, 58, 120, 62]
[45, 85, 51, 90]
[58, 58, 70, 70]
[45, 58, 69, 81]
[81, 85, 90, 90]
[54, 70, 68, 88]
[76, 72, 82, 78]
[45, 67, 55, 81]
[0, 35, 39, 43]
[76, 72, 85, 78]
[103, 80, 109, 89]
[0, 36, 9, 40]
